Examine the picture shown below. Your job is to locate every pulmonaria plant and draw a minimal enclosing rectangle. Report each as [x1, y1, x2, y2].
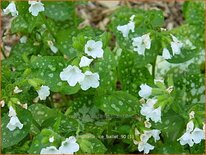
[1, 1, 205, 154]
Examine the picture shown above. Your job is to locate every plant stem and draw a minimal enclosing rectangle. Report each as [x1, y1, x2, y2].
[152, 57, 157, 79]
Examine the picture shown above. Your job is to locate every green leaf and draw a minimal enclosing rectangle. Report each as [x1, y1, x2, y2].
[95, 91, 140, 116]
[93, 48, 118, 92]
[43, 2, 75, 21]
[78, 133, 107, 154]
[30, 56, 80, 94]
[2, 107, 32, 148]
[28, 129, 63, 154]
[28, 104, 58, 126]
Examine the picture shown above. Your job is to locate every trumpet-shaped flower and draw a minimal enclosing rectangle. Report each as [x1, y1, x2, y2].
[79, 71, 100, 90]
[6, 116, 23, 131]
[13, 86, 23, 94]
[85, 40, 104, 58]
[138, 84, 152, 99]
[117, 15, 135, 38]
[8, 106, 17, 117]
[48, 41, 58, 54]
[132, 33, 151, 55]
[60, 65, 85, 87]
[59, 136, 80, 154]
[170, 35, 183, 55]
[3, 2, 18, 16]
[79, 56, 93, 68]
[29, 1, 45, 16]
[162, 48, 172, 60]
[37, 85, 50, 100]
[40, 146, 61, 154]
[140, 99, 161, 123]
[138, 141, 154, 154]
[178, 120, 205, 146]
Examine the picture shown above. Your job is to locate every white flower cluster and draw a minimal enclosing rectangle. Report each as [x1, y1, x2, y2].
[6, 106, 23, 131]
[60, 40, 104, 91]
[162, 35, 183, 60]
[138, 84, 162, 123]
[178, 111, 205, 147]
[117, 15, 152, 56]
[40, 136, 79, 154]
[133, 128, 161, 154]
[3, 1, 45, 17]
[117, 15, 135, 38]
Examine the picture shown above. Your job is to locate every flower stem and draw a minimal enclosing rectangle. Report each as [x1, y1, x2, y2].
[152, 57, 156, 79]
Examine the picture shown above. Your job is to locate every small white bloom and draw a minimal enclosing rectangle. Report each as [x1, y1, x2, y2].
[178, 131, 194, 147]
[117, 15, 135, 38]
[150, 129, 161, 142]
[49, 136, 54, 143]
[0, 100, 5, 107]
[13, 86, 23, 94]
[22, 103, 28, 109]
[144, 120, 151, 128]
[37, 85, 50, 100]
[40, 146, 61, 154]
[85, 40, 104, 58]
[28, 1, 45, 16]
[138, 141, 154, 154]
[60, 65, 85, 87]
[189, 111, 195, 120]
[132, 33, 151, 55]
[48, 41, 58, 54]
[20, 36, 27, 44]
[162, 48, 172, 60]
[138, 84, 152, 99]
[170, 35, 183, 55]
[140, 99, 161, 123]
[191, 128, 205, 144]
[59, 136, 80, 154]
[79, 56, 93, 68]
[8, 106, 17, 117]
[186, 120, 194, 132]
[79, 71, 100, 91]
[6, 116, 23, 131]
[3, 2, 18, 16]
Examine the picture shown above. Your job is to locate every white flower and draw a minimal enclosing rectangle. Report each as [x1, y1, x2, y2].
[79, 71, 100, 91]
[162, 48, 172, 60]
[138, 141, 154, 154]
[22, 103, 28, 109]
[191, 128, 205, 144]
[117, 15, 135, 38]
[178, 120, 205, 146]
[186, 120, 194, 132]
[85, 40, 104, 58]
[49, 136, 54, 143]
[13, 86, 23, 94]
[48, 41, 58, 54]
[6, 116, 23, 131]
[59, 136, 80, 154]
[37, 85, 50, 100]
[79, 56, 93, 68]
[40, 146, 61, 154]
[189, 111, 195, 119]
[28, 1, 45, 16]
[138, 84, 152, 99]
[3, 2, 18, 16]
[132, 33, 151, 55]
[150, 130, 161, 142]
[170, 35, 183, 55]
[8, 106, 17, 117]
[20, 36, 27, 44]
[0, 100, 5, 107]
[60, 65, 85, 87]
[178, 131, 194, 147]
[140, 99, 161, 123]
